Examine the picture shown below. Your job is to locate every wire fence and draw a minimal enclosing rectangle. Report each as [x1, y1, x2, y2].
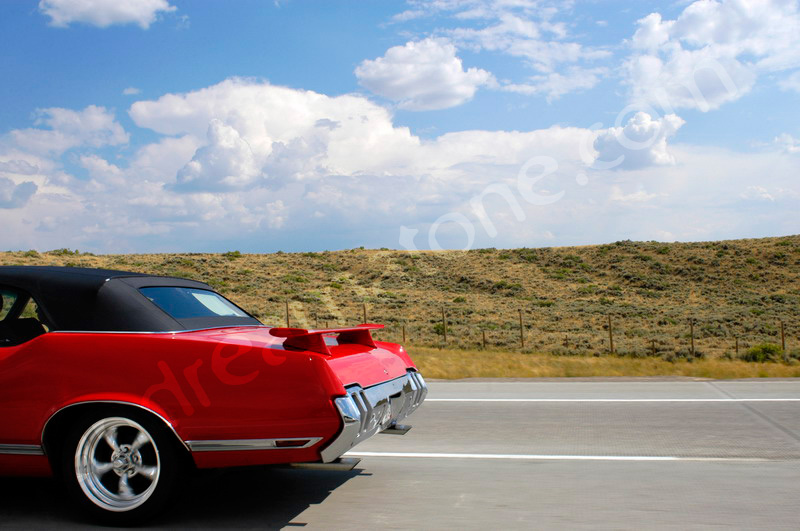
[267, 300, 797, 362]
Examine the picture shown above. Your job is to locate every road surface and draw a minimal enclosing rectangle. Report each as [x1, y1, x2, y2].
[2, 379, 799, 529]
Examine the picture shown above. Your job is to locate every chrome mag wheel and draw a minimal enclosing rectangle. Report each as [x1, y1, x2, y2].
[74, 417, 161, 512]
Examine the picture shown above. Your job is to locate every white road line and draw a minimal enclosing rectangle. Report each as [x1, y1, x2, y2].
[345, 451, 771, 462]
[426, 398, 800, 402]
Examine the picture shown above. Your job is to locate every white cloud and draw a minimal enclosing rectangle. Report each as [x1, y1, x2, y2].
[593, 112, 685, 170]
[503, 66, 608, 101]
[398, 0, 564, 25]
[390, 3, 610, 101]
[779, 71, 800, 92]
[39, 0, 175, 29]
[3, 78, 795, 253]
[774, 133, 800, 154]
[1, 78, 599, 249]
[176, 119, 265, 191]
[80, 154, 122, 179]
[128, 135, 203, 184]
[355, 38, 494, 110]
[450, 12, 608, 72]
[0, 159, 39, 175]
[122, 87, 142, 96]
[0, 178, 37, 209]
[740, 185, 774, 201]
[609, 185, 658, 203]
[624, 0, 800, 112]
[129, 78, 421, 178]
[79, 154, 125, 191]
[264, 200, 287, 229]
[7, 105, 128, 156]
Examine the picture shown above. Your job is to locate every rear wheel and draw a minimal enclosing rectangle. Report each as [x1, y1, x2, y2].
[61, 411, 183, 524]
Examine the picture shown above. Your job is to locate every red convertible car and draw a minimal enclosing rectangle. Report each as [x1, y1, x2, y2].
[0, 266, 427, 523]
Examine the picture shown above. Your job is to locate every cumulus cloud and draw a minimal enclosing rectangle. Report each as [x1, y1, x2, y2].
[355, 38, 494, 110]
[176, 119, 264, 191]
[128, 135, 202, 184]
[2, 78, 792, 253]
[129, 78, 421, 178]
[122, 87, 142, 96]
[79, 154, 126, 192]
[624, 0, 800, 111]
[0, 78, 599, 249]
[593, 112, 685, 170]
[8, 105, 128, 156]
[0, 178, 37, 209]
[39, 0, 176, 29]
[395, 5, 611, 100]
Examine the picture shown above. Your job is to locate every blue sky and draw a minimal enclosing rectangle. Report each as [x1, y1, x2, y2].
[0, 0, 798, 253]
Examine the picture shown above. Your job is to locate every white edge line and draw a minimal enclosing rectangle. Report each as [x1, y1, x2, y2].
[344, 451, 771, 463]
[425, 398, 800, 402]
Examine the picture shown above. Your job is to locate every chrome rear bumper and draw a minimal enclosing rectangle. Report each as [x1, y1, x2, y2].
[320, 370, 427, 462]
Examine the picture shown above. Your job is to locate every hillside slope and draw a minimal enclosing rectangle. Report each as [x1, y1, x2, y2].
[2, 235, 798, 360]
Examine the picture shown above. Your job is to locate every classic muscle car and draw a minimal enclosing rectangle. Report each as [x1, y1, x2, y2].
[0, 266, 427, 523]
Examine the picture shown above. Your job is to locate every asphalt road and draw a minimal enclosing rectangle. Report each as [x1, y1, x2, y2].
[2, 379, 800, 529]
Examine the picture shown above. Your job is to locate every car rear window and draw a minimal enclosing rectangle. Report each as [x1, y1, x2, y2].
[140, 287, 250, 320]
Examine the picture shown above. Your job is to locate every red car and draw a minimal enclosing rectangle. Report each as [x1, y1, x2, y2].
[0, 266, 427, 523]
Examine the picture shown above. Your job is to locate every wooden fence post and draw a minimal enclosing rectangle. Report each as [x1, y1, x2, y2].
[651, 339, 656, 357]
[608, 315, 614, 354]
[402, 324, 406, 344]
[781, 321, 787, 362]
[442, 307, 447, 346]
[519, 309, 525, 349]
[735, 336, 739, 356]
[689, 318, 695, 356]
[285, 300, 290, 328]
[362, 303, 367, 324]
[482, 329, 486, 349]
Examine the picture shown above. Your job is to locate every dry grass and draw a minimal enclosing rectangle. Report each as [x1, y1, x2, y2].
[412, 347, 800, 379]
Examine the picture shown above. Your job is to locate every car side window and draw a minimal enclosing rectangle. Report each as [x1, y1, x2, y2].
[0, 288, 48, 346]
[0, 289, 18, 321]
[19, 298, 50, 332]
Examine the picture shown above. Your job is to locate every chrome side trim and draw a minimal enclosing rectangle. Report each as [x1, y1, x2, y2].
[320, 370, 428, 463]
[186, 437, 323, 452]
[0, 444, 45, 456]
[41, 401, 189, 453]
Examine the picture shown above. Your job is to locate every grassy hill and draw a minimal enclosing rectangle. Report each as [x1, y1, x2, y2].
[3, 235, 799, 377]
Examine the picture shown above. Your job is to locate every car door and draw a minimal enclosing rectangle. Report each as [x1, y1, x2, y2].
[0, 286, 51, 451]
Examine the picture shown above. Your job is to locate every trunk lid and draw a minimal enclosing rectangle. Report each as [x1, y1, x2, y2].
[269, 324, 413, 388]
[189, 325, 415, 389]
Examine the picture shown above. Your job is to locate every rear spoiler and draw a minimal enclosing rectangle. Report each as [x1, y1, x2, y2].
[269, 323, 384, 356]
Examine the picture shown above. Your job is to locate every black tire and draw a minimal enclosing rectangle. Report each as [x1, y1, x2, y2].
[60, 409, 184, 526]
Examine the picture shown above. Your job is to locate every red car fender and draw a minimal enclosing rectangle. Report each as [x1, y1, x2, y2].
[41, 393, 186, 449]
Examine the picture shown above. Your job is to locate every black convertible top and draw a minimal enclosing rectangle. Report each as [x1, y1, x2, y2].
[0, 266, 260, 332]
